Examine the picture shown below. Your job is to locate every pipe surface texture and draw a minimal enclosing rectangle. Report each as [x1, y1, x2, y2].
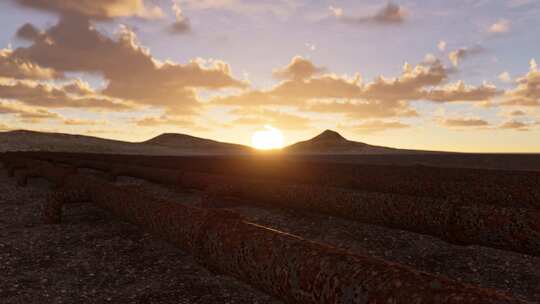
[8, 157, 526, 304]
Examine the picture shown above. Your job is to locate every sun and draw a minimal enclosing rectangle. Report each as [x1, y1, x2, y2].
[251, 125, 284, 150]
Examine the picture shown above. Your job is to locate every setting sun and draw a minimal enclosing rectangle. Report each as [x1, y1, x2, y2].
[251, 125, 284, 150]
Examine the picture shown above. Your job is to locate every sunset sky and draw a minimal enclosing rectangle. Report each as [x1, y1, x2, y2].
[0, 0, 539, 152]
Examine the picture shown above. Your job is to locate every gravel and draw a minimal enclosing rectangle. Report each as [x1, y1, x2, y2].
[2, 168, 539, 303]
[125, 176, 540, 303]
[0, 168, 282, 304]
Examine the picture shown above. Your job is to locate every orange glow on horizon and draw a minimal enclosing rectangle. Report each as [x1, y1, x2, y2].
[251, 125, 284, 150]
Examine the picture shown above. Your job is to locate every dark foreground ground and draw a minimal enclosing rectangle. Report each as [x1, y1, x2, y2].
[0, 165, 282, 304]
[1, 160, 540, 303]
[286, 153, 540, 171]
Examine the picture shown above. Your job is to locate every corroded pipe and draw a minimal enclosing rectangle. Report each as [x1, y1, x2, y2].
[178, 171, 540, 257]
[41, 173, 524, 303]
[17, 156, 540, 257]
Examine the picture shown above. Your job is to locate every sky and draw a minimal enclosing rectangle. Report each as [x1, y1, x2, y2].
[0, 0, 539, 152]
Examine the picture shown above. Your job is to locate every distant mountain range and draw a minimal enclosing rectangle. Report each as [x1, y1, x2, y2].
[0, 129, 433, 155]
[0, 130, 249, 155]
[286, 129, 418, 154]
[143, 133, 249, 153]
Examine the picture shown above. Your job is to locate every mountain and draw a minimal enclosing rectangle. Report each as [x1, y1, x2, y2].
[0, 130, 252, 155]
[285, 129, 414, 154]
[0, 129, 427, 155]
[143, 133, 249, 153]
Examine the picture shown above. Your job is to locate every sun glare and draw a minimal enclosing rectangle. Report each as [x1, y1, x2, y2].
[251, 125, 284, 150]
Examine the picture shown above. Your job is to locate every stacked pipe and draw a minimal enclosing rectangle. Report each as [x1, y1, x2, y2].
[178, 171, 540, 257]
[6, 156, 76, 187]
[2, 154, 30, 177]
[22, 160, 526, 303]
[30, 153, 540, 210]
[12, 156, 540, 257]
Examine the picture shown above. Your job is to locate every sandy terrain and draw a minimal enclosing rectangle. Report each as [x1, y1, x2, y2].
[0, 166, 281, 304]
[2, 164, 540, 303]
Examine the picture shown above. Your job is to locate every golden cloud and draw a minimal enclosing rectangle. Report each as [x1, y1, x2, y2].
[0, 79, 133, 110]
[509, 110, 526, 116]
[441, 118, 490, 128]
[448, 46, 483, 67]
[272, 56, 326, 80]
[422, 81, 499, 103]
[499, 120, 532, 131]
[348, 120, 410, 133]
[307, 100, 418, 119]
[361, 61, 447, 101]
[212, 57, 492, 121]
[501, 59, 540, 107]
[63, 118, 107, 126]
[14, 0, 163, 19]
[134, 116, 196, 127]
[169, 1, 191, 34]
[332, 3, 407, 25]
[229, 108, 311, 130]
[10, 16, 245, 114]
[0, 101, 61, 121]
[0, 48, 62, 80]
[489, 19, 511, 34]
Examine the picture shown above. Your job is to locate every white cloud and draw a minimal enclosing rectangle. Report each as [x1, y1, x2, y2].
[498, 71, 511, 83]
[489, 19, 511, 34]
[305, 43, 316, 51]
[330, 3, 407, 25]
[437, 40, 446, 52]
[448, 46, 483, 67]
[329, 6, 343, 17]
[180, 0, 303, 17]
[169, 0, 191, 34]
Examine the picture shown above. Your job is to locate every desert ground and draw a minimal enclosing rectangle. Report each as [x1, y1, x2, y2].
[1, 152, 540, 303]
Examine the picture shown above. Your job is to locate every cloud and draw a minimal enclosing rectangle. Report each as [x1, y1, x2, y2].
[422, 81, 500, 103]
[16, 23, 43, 41]
[318, 100, 417, 118]
[329, 6, 343, 17]
[10, 16, 245, 114]
[369, 3, 407, 24]
[169, 1, 191, 34]
[441, 118, 490, 128]
[62, 79, 95, 95]
[347, 120, 410, 133]
[489, 19, 511, 34]
[498, 71, 512, 82]
[229, 108, 310, 130]
[501, 98, 540, 107]
[134, 115, 195, 127]
[437, 40, 447, 52]
[500, 120, 532, 131]
[180, 0, 303, 18]
[448, 46, 483, 67]
[305, 43, 316, 51]
[0, 78, 133, 110]
[0, 123, 10, 131]
[361, 61, 448, 101]
[0, 48, 62, 80]
[212, 56, 494, 121]
[501, 59, 540, 107]
[332, 3, 407, 26]
[214, 72, 364, 107]
[307, 100, 418, 119]
[509, 110, 526, 116]
[222, 59, 447, 107]
[62, 118, 107, 126]
[272, 56, 326, 80]
[0, 100, 61, 121]
[14, 0, 163, 19]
